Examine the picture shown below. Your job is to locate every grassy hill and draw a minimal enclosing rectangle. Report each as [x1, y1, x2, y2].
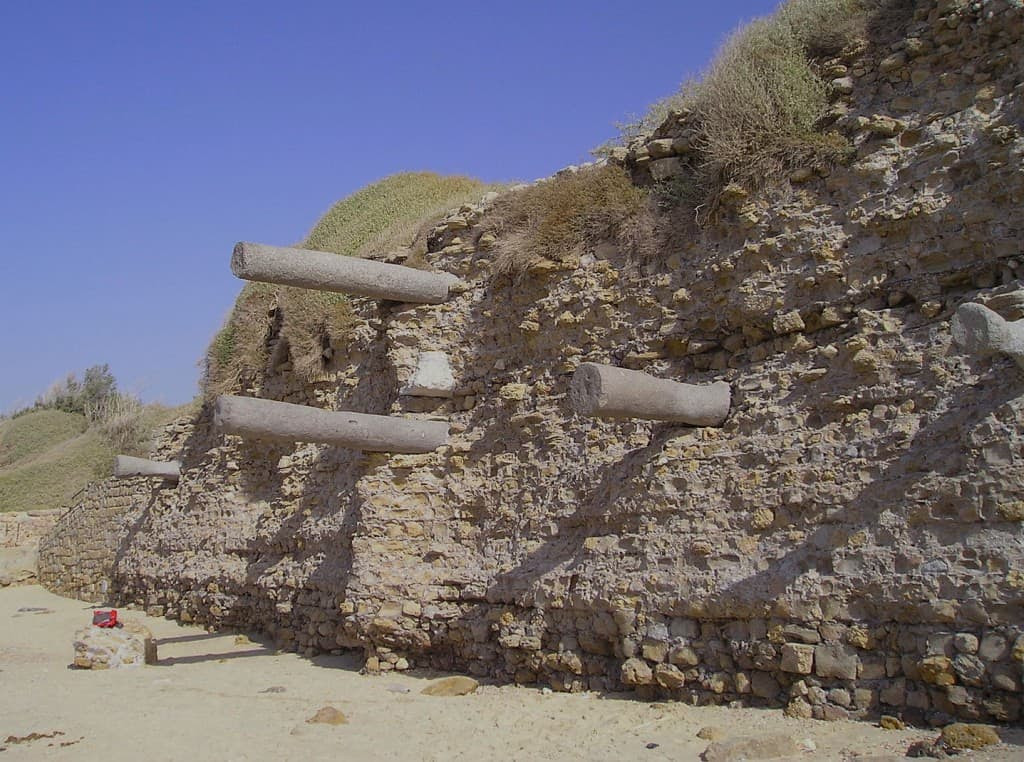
[0, 409, 87, 468]
[0, 404, 189, 513]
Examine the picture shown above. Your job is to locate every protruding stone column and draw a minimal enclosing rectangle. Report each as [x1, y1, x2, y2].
[214, 395, 449, 453]
[113, 455, 181, 482]
[231, 242, 457, 303]
[952, 302, 1024, 367]
[570, 363, 730, 426]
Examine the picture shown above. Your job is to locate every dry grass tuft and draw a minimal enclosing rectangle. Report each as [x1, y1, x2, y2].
[484, 165, 650, 276]
[601, 0, 912, 219]
[87, 394, 147, 454]
[680, 12, 858, 217]
[778, 0, 873, 57]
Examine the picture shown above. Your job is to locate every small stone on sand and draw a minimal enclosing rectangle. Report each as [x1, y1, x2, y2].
[421, 676, 479, 696]
[306, 706, 347, 725]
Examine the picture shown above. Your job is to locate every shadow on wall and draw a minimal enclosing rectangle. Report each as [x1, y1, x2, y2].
[476, 345, 1024, 629]
[105, 315, 401, 651]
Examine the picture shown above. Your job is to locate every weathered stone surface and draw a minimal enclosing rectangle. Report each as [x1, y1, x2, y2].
[750, 671, 780, 699]
[72, 624, 156, 669]
[34, 2, 1024, 727]
[669, 645, 699, 667]
[421, 676, 479, 696]
[654, 663, 685, 689]
[215, 395, 449, 452]
[815, 644, 859, 680]
[978, 633, 1009, 662]
[939, 723, 1000, 751]
[621, 658, 654, 685]
[306, 706, 347, 725]
[400, 351, 456, 398]
[231, 241, 456, 304]
[569, 363, 730, 425]
[952, 301, 1024, 366]
[0, 546, 38, 587]
[701, 734, 801, 762]
[1, 510, 59, 550]
[919, 656, 956, 686]
[780, 643, 814, 674]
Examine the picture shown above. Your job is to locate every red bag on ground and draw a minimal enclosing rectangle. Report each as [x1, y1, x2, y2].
[92, 609, 119, 628]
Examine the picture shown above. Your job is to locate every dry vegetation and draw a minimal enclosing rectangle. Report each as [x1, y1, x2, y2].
[484, 0, 916, 274]
[483, 165, 651, 276]
[600, 0, 911, 218]
[203, 172, 491, 396]
[0, 427, 113, 513]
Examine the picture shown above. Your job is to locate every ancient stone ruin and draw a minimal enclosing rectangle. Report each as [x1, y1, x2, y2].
[37, 0, 1024, 729]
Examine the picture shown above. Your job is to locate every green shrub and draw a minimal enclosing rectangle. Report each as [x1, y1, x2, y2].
[484, 165, 650, 276]
[30, 364, 118, 418]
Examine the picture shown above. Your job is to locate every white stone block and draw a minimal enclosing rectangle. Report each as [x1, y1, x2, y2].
[401, 352, 456, 398]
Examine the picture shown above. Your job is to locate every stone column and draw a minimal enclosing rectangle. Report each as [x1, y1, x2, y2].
[570, 363, 730, 426]
[214, 395, 449, 453]
[952, 302, 1024, 367]
[113, 455, 181, 481]
[231, 242, 456, 303]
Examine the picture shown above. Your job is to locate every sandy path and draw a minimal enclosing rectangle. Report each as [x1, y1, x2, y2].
[1, 586, 1019, 761]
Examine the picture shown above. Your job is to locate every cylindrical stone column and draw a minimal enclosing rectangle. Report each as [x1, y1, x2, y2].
[214, 395, 449, 453]
[114, 455, 181, 481]
[952, 302, 1024, 367]
[570, 363, 730, 426]
[231, 242, 457, 304]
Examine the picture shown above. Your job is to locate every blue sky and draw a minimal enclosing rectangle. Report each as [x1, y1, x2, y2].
[0, 0, 777, 412]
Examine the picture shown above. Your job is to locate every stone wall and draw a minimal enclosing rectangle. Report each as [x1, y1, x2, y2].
[37, 479, 145, 601]
[39, 0, 1024, 727]
[36, 419, 193, 600]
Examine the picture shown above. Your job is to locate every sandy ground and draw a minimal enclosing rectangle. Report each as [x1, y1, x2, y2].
[1, 585, 1021, 761]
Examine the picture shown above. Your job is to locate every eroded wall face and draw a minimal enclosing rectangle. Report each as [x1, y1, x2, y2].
[41, 0, 1024, 725]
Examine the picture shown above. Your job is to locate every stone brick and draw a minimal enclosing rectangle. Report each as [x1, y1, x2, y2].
[919, 656, 956, 686]
[780, 643, 815, 674]
[815, 644, 859, 680]
[750, 671, 780, 699]
[621, 658, 654, 686]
